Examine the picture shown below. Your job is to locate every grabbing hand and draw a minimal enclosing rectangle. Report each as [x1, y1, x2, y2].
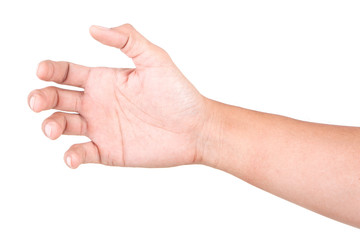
[28, 24, 209, 169]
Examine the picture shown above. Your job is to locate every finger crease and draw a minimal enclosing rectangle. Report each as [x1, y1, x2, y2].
[63, 115, 68, 134]
[74, 93, 81, 112]
[61, 63, 70, 84]
[121, 33, 131, 50]
[80, 115, 88, 135]
[54, 88, 60, 109]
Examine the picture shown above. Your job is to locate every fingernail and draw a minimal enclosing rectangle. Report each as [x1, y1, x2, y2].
[30, 96, 36, 110]
[45, 123, 52, 138]
[66, 156, 72, 168]
[92, 25, 110, 31]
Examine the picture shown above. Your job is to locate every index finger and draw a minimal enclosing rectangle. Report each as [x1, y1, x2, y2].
[37, 60, 90, 88]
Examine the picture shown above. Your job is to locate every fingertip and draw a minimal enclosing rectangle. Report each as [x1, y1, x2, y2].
[65, 153, 80, 169]
[28, 93, 37, 112]
[64, 154, 73, 169]
[89, 25, 98, 40]
[89, 24, 126, 50]
[89, 25, 109, 38]
[37, 60, 51, 80]
[29, 88, 55, 113]
[66, 155, 73, 168]
[89, 25, 97, 35]
[28, 91, 43, 112]
[65, 142, 100, 168]
[43, 121, 60, 140]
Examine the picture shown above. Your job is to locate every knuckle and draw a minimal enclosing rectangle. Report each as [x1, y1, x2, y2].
[70, 143, 82, 152]
[122, 23, 135, 31]
[46, 87, 59, 108]
[51, 111, 63, 119]
[158, 47, 170, 58]
[43, 86, 58, 98]
[44, 86, 57, 91]
[60, 62, 70, 83]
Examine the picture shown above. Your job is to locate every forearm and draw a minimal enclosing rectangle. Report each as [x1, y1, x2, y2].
[199, 99, 360, 228]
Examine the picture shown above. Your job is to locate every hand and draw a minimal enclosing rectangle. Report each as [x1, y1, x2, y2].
[28, 24, 210, 169]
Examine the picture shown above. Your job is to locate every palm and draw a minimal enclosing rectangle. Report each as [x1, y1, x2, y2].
[29, 24, 207, 168]
[82, 65, 204, 167]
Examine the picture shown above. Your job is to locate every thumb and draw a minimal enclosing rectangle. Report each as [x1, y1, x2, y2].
[89, 24, 171, 67]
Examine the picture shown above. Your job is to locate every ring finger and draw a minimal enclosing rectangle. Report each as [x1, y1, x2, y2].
[42, 112, 88, 140]
[28, 86, 83, 113]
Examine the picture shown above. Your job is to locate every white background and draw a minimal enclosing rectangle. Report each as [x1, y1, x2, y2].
[1, 0, 360, 239]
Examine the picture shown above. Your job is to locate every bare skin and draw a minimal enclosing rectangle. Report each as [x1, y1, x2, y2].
[28, 24, 360, 228]
[29, 24, 208, 168]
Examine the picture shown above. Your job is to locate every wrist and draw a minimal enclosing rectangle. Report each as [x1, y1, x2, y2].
[195, 98, 261, 178]
[195, 98, 226, 168]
